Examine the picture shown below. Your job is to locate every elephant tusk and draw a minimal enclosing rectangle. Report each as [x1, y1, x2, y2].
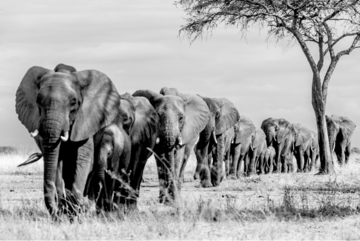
[60, 131, 69, 142]
[156, 137, 160, 144]
[212, 131, 218, 144]
[30, 129, 39, 138]
[177, 136, 183, 146]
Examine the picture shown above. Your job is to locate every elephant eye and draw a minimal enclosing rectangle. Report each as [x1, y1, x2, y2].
[179, 115, 184, 123]
[70, 98, 77, 106]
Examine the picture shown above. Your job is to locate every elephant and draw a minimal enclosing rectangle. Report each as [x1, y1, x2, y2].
[291, 124, 312, 172]
[89, 123, 132, 212]
[133, 89, 210, 203]
[326, 115, 356, 165]
[261, 118, 292, 173]
[193, 96, 240, 187]
[230, 116, 256, 177]
[304, 131, 319, 172]
[88, 93, 158, 212]
[159, 87, 199, 185]
[15, 64, 121, 218]
[249, 129, 267, 175]
[263, 146, 276, 174]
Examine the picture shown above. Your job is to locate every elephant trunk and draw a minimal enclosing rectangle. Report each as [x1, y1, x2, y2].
[165, 149, 179, 202]
[41, 118, 63, 217]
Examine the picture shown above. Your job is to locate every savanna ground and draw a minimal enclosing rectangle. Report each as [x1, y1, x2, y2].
[1, 149, 360, 240]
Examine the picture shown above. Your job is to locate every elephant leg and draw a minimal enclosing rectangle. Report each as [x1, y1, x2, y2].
[304, 148, 311, 172]
[231, 143, 240, 176]
[55, 159, 66, 213]
[268, 156, 274, 174]
[179, 137, 197, 184]
[237, 154, 246, 178]
[155, 152, 169, 203]
[281, 154, 288, 173]
[274, 144, 282, 173]
[259, 155, 265, 175]
[211, 134, 224, 187]
[298, 149, 305, 172]
[127, 150, 150, 212]
[248, 151, 257, 176]
[61, 138, 94, 215]
[194, 130, 211, 180]
[345, 143, 351, 164]
[310, 150, 316, 172]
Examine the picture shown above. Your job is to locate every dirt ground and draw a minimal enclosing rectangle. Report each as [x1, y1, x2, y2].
[1, 153, 360, 239]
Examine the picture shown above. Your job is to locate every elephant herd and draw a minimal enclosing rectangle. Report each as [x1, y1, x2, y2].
[15, 64, 357, 219]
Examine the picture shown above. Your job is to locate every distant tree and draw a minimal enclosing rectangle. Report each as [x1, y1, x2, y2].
[178, 0, 360, 174]
[0, 146, 18, 155]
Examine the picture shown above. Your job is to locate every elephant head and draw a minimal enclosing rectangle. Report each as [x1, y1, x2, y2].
[326, 115, 356, 151]
[234, 115, 256, 148]
[261, 117, 279, 146]
[15, 64, 120, 216]
[292, 124, 312, 149]
[133, 89, 209, 199]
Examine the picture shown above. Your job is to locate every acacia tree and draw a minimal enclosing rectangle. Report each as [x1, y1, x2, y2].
[178, 0, 360, 174]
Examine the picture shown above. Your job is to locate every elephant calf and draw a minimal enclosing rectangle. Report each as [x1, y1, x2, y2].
[263, 146, 275, 174]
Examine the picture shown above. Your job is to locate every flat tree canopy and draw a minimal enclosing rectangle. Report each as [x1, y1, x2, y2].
[178, 0, 360, 174]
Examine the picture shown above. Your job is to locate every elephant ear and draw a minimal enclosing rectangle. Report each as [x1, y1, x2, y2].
[119, 97, 136, 135]
[133, 89, 162, 108]
[126, 96, 159, 145]
[181, 94, 210, 143]
[252, 129, 266, 149]
[71, 70, 121, 142]
[15, 66, 51, 133]
[160, 87, 179, 96]
[333, 115, 356, 140]
[235, 116, 255, 144]
[214, 98, 240, 135]
[294, 124, 311, 147]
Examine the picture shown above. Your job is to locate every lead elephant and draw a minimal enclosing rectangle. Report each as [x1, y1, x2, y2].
[231, 116, 256, 177]
[133, 89, 209, 203]
[15, 64, 120, 218]
[194, 96, 240, 187]
[261, 118, 292, 173]
[326, 115, 356, 165]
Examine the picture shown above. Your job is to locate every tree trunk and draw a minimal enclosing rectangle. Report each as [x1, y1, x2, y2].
[311, 75, 334, 174]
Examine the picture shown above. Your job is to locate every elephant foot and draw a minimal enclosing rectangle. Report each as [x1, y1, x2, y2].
[193, 172, 200, 180]
[200, 180, 213, 188]
[227, 174, 237, 180]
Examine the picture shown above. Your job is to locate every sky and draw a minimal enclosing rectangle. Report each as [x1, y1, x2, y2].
[0, 1, 359, 151]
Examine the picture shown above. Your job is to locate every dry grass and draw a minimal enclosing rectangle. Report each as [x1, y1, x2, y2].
[0, 150, 360, 239]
